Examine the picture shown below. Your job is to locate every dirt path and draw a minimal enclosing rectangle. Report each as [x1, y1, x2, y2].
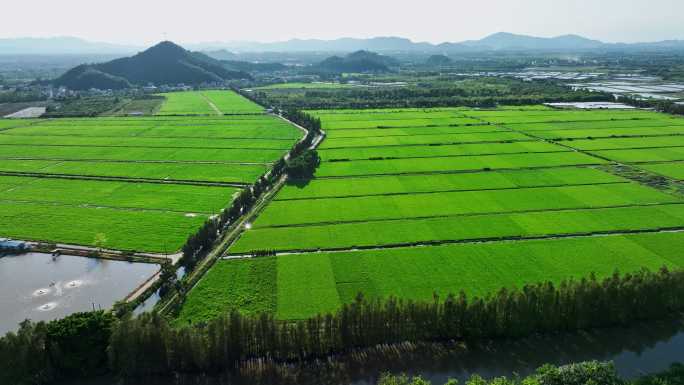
[200, 93, 223, 115]
[124, 269, 161, 302]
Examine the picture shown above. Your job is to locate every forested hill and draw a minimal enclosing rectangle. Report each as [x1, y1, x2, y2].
[313, 50, 399, 73]
[54, 41, 251, 90]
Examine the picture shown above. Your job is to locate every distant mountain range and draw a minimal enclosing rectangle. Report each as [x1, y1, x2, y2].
[54, 41, 250, 90]
[188, 33, 684, 53]
[3, 33, 684, 55]
[0, 37, 140, 55]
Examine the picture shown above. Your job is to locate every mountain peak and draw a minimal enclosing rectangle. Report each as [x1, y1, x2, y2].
[55, 41, 251, 90]
[138, 41, 187, 57]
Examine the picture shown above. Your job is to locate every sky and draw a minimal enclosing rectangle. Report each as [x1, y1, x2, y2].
[2, 0, 683, 45]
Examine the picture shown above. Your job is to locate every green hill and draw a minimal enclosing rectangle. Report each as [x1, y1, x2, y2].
[314, 50, 398, 73]
[425, 54, 452, 66]
[55, 41, 251, 90]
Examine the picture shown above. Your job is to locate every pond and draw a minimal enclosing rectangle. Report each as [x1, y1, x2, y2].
[0, 252, 159, 335]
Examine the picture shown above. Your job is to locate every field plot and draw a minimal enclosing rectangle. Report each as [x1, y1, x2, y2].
[200, 90, 264, 114]
[0, 119, 38, 131]
[639, 162, 684, 180]
[156, 92, 216, 115]
[276, 167, 624, 200]
[156, 90, 263, 115]
[559, 136, 684, 151]
[253, 183, 679, 228]
[177, 106, 684, 323]
[326, 125, 504, 138]
[320, 131, 529, 148]
[311, 109, 482, 130]
[319, 141, 567, 161]
[590, 147, 684, 163]
[188, 231, 684, 322]
[316, 152, 605, 177]
[232, 204, 684, 253]
[484, 109, 684, 186]
[0, 112, 300, 252]
[175, 257, 276, 325]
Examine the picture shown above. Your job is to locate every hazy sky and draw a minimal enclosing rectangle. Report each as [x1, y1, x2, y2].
[3, 0, 683, 44]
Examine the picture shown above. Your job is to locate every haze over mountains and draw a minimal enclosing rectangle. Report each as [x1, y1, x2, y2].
[3, 33, 684, 55]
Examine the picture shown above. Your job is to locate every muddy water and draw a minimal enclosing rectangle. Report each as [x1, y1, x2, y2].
[0, 252, 159, 335]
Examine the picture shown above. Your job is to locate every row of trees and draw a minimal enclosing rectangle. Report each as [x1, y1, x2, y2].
[3, 268, 684, 383]
[282, 108, 322, 133]
[179, 173, 279, 272]
[253, 78, 612, 110]
[178, 109, 323, 270]
[617, 95, 684, 116]
[105, 268, 684, 376]
[168, 109, 322, 315]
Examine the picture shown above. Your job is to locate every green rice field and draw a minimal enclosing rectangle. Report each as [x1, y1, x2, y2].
[156, 90, 263, 115]
[183, 231, 684, 322]
[177, 106, 684, 322]
[0, 106, 300, 252]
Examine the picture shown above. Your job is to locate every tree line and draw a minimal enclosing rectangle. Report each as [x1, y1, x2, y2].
[252, 79, 612, 110]
[4, 267, 683, 384]
[617, 95, 684, 116]
[105, 268, 684, 376]
[177, 105, 322, 273]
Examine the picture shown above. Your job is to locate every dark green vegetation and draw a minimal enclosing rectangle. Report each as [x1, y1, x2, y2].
[313, 50, 400, 74]
[0, 92, 300, 251]
[284, 149, 320, 179]
[632, 363, 684, 385]
[250, 77, 610, 110]
[425, 54, 452, 67]
[6, 267, 684, 383]
[0, 311, 115, 385]
[107, 95, 165, 116]
[21, 95, 165, 118]
[54, 42, 250, 90]
[44, 95, 130, 117]
[175, 106, 684, 321]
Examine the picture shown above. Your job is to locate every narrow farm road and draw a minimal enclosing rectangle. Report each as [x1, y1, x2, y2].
[200, 93, 223, 115]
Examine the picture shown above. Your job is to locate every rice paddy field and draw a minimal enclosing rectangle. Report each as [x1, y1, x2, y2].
[178, 105, 684, 323]
[0, 94, 300, 252]
[156, 90, 264, 115]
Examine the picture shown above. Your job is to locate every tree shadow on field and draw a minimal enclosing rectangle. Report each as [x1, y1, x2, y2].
[286, 177, 314, 189]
